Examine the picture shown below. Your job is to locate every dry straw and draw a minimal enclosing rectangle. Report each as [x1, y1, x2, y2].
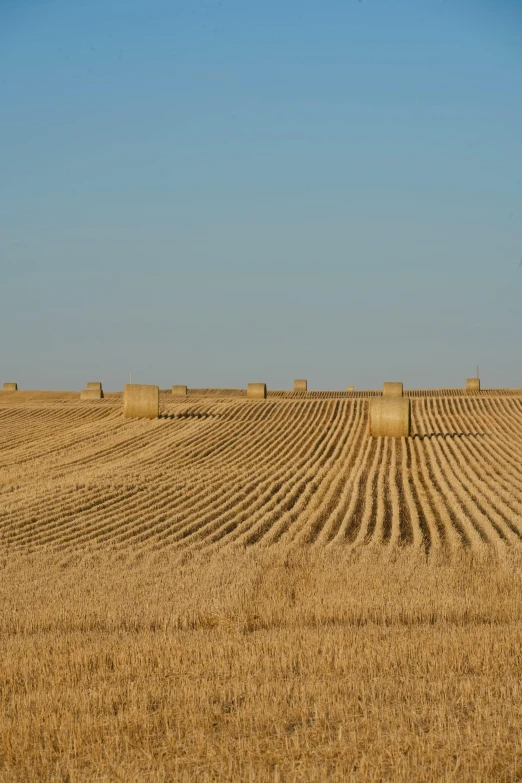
[247, 383, 267, 400]
[369, 397, 411, 438]
[294, 379, 307, 392]
[172, 385, 188, 397]
[86, 382, 102, 391]
[123, 384, 159, 419]
[80, 389, 103, 400]
[383, 382, 403, 398]
[2, 383, 17, 391]
[466, 378, 480, 391]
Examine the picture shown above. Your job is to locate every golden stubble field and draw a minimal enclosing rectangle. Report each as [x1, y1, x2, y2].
[1, 388, 522, 781]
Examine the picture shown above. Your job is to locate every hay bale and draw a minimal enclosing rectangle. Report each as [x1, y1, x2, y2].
[247, 383, 267, 400]
[172, 385, 188, 397]
[466, 378, 480, 391]
[123, 384, 159, 419]
[294, 379, 307, 392]
[80, 389, 103, 400]
[2, 383, 17, 391]
[347, 385, 354, 392]
[369, 397, 410, 438]
[382, 382, 403, 398]
[86, 382, 102, 391]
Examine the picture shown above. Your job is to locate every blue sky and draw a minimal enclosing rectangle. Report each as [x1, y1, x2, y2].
[1, 0, 521, 391]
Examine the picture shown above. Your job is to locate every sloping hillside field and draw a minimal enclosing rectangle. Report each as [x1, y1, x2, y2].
[2, 388, 522, 781]
[1, 388, 522, 553]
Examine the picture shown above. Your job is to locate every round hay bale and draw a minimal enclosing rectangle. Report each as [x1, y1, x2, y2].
[382, 381, 403, 398]
[123, 384, 159, 419]
[86, 382, 102, 391]
[172, 385, 188, 397]
[80, 389, 103, 400]
[2, 383, 17, 391]
[466, 378, 480, 391]
[369, 397, 410, 438]
[347, 385, 354, 392]
[247, 383, 267, 400]
[294, 379, 307, 392]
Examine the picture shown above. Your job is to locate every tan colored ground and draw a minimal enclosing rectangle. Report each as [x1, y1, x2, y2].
[1, 388, 522, 553]
[1, 388, 522, 781]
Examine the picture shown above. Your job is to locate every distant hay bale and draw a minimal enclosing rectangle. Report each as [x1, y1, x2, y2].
[123, 384, 159, 419]
[369, 398, 411, 438]
[347, 385, 354, 392]
[86, 382, 102, 391]
[466, 378, 480, 391]
[172, 385, 188, 397]
[80, 389, 103, 400]
[247, 383, 267, 400]
[294, 379, 307, 392]
[2, 383, 17, 391]
[382, 382, 403, 398]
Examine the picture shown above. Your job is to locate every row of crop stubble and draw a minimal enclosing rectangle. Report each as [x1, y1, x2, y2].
[0, 390, 522, 554]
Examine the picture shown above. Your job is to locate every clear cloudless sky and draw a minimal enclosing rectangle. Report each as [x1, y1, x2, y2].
[1, 0, 521, 391]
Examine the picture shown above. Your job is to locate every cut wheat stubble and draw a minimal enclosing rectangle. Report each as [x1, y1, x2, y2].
[2, 389, 522, 556]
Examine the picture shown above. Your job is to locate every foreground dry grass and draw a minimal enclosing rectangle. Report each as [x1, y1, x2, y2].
[1, 389, 522, 781]
[2, 549, 522, 782]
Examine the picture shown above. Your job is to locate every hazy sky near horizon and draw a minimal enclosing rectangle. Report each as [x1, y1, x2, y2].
[1, 0, 521, 391]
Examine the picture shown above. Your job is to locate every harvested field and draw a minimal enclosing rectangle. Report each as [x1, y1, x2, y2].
[1, 388, 522, 781]
[1, 389, 522, 553]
